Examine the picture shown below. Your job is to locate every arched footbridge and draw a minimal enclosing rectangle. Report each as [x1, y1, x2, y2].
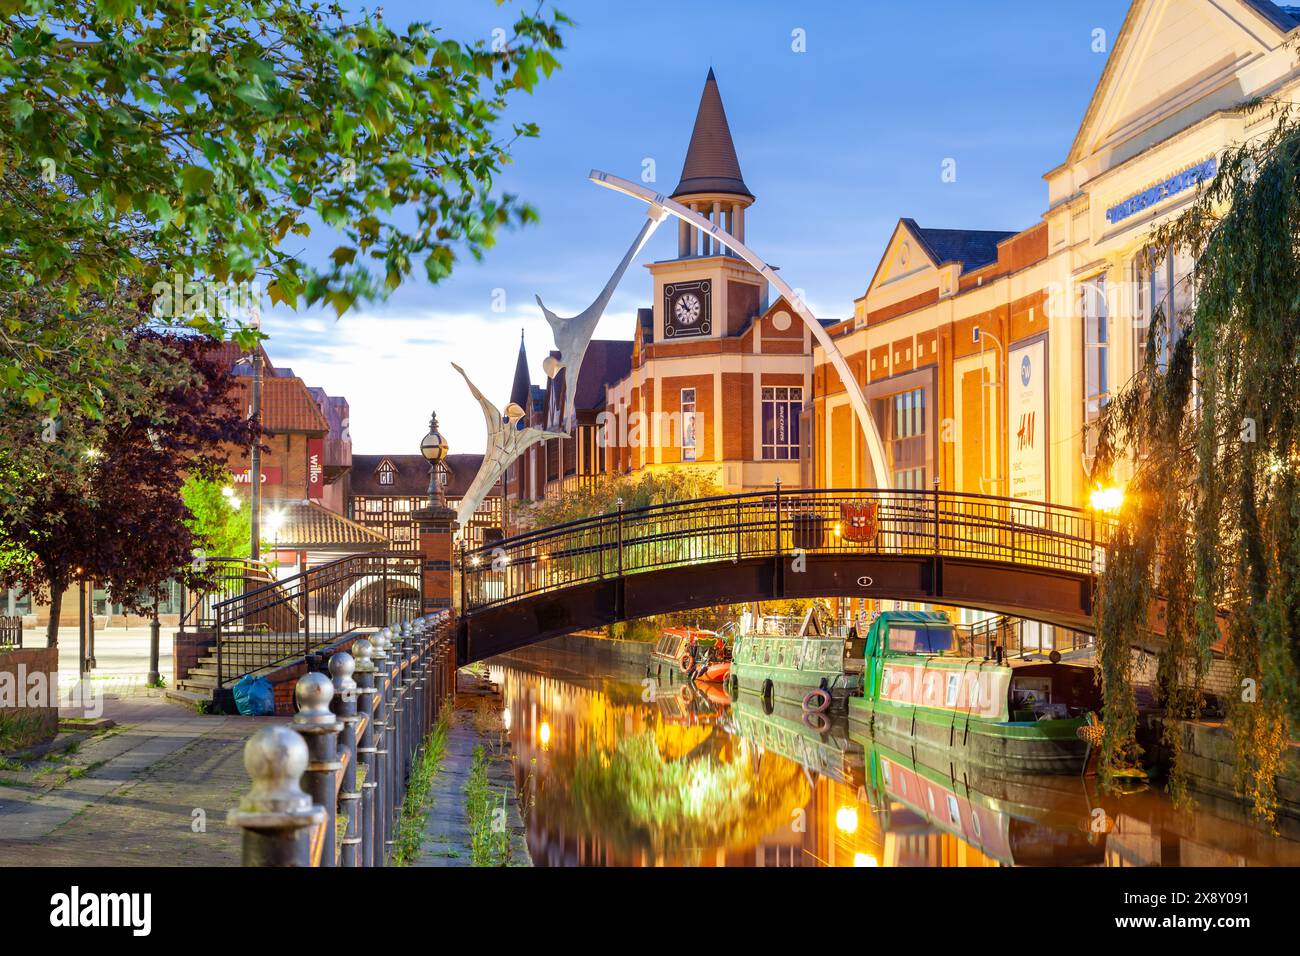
[456, 488, 1113, 664]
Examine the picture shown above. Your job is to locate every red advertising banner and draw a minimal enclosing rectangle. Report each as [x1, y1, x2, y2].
[232, 467, 282, 486]
[307, 438, 324, 500]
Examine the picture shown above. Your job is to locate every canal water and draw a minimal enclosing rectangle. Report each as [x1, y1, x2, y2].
[489, 645, 1300, 867]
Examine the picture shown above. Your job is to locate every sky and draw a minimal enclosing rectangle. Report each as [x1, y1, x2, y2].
[261, 0, 1133, 456]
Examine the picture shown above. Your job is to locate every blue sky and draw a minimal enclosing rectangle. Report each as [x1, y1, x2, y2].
[263, 0, 1131, 455]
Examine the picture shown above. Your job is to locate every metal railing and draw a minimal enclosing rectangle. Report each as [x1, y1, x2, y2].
[180, 557, 280, 630]
[0, 615, 22, 651]
[228, 613, 456, 867]
[211, 552, 422, 689]
[462, 487, 1111, 612]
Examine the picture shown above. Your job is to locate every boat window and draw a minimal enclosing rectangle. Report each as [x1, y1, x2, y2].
[945, 673, 960, 707]
[888, 624, 954, 655]
[777, 644, 785, 665]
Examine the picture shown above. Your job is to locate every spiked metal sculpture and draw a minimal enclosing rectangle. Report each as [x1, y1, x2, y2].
[536, 204, 668, 433]
[451, 362, 567, 530]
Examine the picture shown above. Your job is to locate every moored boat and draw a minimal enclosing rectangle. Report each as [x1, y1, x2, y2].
[730, 610, 864, 714]
[848, 611, 1098, 775]
[648, 626, 732, 683]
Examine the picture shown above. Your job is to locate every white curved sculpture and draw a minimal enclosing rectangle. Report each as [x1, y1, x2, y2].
[452, 362, 567, 531]
[538, 205, 668, 433]
[589, 169, 890, 488]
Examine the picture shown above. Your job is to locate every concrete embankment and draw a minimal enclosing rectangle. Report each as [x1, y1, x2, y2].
[1145, 716, 1300, 833]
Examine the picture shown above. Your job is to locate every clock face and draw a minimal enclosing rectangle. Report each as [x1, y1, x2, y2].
[664, 281, 710, 337]
[674, 293, 702, 325]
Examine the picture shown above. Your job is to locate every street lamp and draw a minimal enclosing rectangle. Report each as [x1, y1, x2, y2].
[420, 411, 448, 508]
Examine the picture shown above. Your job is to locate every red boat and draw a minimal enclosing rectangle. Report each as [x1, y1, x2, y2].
[648, 627, 733, 683]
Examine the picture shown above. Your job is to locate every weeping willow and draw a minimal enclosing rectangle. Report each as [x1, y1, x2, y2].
[1094, 102, 1300, 822]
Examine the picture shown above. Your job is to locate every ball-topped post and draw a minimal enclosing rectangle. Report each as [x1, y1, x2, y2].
[292, 671, 343, 866]
[228, 725, 325, 866]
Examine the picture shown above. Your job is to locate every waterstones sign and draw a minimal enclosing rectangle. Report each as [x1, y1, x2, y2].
[1105, 156, 1216, 225]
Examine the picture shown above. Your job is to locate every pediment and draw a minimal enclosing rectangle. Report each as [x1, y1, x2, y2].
[1069, 0, 1289, 164]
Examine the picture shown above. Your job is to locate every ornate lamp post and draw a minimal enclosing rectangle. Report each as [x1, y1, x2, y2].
[420, 412, 448, 508]
[413, 411, 456, 623]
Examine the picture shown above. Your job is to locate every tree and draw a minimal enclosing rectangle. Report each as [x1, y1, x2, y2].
[180, 469, 252, 559]
[0, 332, 256, 645]
[0, 1, 568, 415]
[525, 469, 721, 528]
[1093, 102, 1300, 822]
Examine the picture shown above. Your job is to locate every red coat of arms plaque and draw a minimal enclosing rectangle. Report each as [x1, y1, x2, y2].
[840, 501, 878, 543]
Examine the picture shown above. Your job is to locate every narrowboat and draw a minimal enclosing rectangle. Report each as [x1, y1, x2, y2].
[731, 695, 865, 789]
[730, 616, 864, 714]
[860, 737, 1105, 866]
[648, 626, 732, 683]
[848, 611, 1099, 775]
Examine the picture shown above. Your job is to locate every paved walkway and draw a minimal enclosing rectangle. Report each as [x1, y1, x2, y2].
[0, 694, 258, 866]
[415, 673, 530, 867]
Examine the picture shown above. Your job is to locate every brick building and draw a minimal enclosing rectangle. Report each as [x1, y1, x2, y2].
[350, 453, 504, 550]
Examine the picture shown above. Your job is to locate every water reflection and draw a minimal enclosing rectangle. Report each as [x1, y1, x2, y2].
[490, 648, 1300, 867]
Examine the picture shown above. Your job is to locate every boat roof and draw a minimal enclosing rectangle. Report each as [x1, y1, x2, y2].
[870, 610, 953, 628]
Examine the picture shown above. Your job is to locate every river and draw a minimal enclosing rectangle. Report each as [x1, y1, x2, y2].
[487, 645, 1300, 867]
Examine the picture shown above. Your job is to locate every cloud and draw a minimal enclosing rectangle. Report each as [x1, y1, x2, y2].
[260, 303, 641, 457]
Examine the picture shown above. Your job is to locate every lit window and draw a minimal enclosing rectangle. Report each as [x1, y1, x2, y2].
[1082, 277, 1109, 465]
[761, 386, 802, 460]
[680, 388, 697, 462]
[1133, 246, 1195, 375]
[377, 461, 395, 486]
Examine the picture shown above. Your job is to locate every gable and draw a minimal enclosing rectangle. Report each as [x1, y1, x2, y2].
[866, 221, 938, 298]
[1069, 0, 1291, 165]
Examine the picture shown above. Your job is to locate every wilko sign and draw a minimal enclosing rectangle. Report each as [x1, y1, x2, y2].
[307, 438, 324, 500]
[232, 467, 282, 486]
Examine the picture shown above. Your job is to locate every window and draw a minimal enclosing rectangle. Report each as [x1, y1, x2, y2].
[889, 387, 927, 488]
[1134, 246, 1196, 374]
[377, 460, 395, 486]
[391, 524, 412, 543]
[680, 388, 697, 462]
[761, 386, 802, 460]
[364, 498, 383, 514]
[1082, 277, 1109, 462]
[393, 498, 412, 513]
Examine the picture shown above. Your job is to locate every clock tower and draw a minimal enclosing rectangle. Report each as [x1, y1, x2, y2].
[651, 69, 766, 342]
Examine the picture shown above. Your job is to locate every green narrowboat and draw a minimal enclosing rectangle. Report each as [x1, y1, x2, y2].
[730, 623, 864, 714]
[731, 695, 865, 788]
[848, 611, 1098, 775]
[860, 737, 1105, 866]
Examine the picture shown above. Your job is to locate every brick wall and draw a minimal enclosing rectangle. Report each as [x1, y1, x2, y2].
[0, 646, 59, 746]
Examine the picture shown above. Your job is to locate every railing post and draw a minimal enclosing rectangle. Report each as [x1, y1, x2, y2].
[735, 495, 742, 564]
[774, 478, 783, 559]
[370, 628, 391, 864]
[382, 559, 390, 627]
[229, 725, 324, 867]
[215, 614, 223, 692]
[301, 585, 310, 662]
[933, 481, 941, 554]
[352, 638, 377, 867]
[292, 671, 342, 867]
[459, 541, 468, 613]
[616, 498, 624, 576]
[329, 650, 360, 868]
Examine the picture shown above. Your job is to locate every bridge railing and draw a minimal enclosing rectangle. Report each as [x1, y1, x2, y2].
[211, 551, 423, 689]
[462, 488, 1111, 612]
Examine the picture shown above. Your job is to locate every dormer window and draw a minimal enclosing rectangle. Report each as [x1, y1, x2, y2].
[436, 462, 449, 487]
[377, 460, 395, 486]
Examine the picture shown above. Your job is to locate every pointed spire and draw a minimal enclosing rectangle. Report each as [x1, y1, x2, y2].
[672, 69, 752, 200]
[509, 329, 530, 409]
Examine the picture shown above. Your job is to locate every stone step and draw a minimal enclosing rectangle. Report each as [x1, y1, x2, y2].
[165, 686, 214, 706]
